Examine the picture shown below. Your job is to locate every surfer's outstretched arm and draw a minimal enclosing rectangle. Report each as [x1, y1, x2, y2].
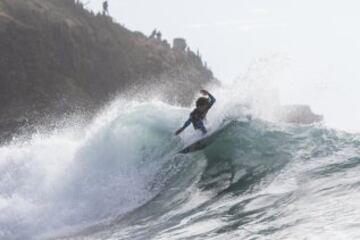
[175, 118, 191, 135]
[208, 93, 216, 107]
[200, 90, 216, 108]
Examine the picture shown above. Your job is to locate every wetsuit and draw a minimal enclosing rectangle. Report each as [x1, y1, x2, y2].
[181, 94, 216, 134]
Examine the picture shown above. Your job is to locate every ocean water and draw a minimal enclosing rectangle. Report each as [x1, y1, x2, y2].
[1, 97, 360, 240]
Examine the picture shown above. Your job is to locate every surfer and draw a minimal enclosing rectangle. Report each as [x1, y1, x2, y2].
[175, 90, 216, 135]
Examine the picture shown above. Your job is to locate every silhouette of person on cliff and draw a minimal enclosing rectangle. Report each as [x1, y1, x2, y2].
[156, 31, 162, 40]
[175, 90, 216, 135]
[162, 40, 170, 48]
[103, 1, 109, 15]
[149, 29, 157, 39]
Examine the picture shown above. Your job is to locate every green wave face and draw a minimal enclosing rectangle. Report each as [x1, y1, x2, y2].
[94, 113, 360, 240]
[1, 102, 360, 240]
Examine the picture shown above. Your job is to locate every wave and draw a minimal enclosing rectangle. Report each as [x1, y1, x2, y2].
[1, 99, 360, 240]
[67, 113, 360, 240]
[0, 101, 184, 239]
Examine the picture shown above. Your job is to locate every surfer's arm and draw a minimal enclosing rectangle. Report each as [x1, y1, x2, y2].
[200, 90, 216, 107]
[175, 118, 192, 135]
[208, 93, 216, 107]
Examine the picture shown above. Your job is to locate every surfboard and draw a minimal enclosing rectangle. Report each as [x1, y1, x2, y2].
[178, 116, 252, 154]
[178, 126, 225, 154]
[178, 136, 211, 154]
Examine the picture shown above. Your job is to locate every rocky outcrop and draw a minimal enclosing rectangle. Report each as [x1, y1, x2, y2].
[276, 105, 323, 124]
[0, 0, 215, 141]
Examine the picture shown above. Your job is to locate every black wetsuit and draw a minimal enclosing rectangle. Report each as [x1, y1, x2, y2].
[181, 94, 216, 134]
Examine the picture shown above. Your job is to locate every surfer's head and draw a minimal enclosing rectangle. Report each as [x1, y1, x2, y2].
[196, 97, 208, 111]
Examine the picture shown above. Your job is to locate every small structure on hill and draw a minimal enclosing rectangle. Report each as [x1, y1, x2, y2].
[173, 38, 187, 52]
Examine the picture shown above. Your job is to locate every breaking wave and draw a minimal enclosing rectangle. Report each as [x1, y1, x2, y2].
[1, 97, 360, 240]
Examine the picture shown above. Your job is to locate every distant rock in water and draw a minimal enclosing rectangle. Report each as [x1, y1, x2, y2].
[0, 0, 216, 141]
[276, 105, 323, 124]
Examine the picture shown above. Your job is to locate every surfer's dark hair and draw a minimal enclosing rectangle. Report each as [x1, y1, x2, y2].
[196, 97, 208, 108]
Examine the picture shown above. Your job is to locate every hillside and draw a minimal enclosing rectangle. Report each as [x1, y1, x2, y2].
[0, 0, 215, 140]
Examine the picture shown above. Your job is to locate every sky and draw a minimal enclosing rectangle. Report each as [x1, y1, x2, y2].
[84, 0, 360, 132]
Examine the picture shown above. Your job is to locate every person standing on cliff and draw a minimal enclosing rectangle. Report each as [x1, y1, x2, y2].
[175, 90, 216, 135]
[150, 29, 156, 38]
[156, 31, 162, 40]
[103, 1, 109, 15]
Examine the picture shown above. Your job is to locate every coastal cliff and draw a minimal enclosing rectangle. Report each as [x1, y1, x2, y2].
[0, 0, 215, 140]
[0, 0, 324, 143]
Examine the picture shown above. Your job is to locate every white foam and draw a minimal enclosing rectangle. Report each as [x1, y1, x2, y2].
[0, 100, 186, 239]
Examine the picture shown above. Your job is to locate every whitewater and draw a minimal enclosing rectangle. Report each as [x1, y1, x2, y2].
[1, 87, 360, 240]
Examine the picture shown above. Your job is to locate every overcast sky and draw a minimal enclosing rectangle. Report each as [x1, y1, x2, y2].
[84, 0, 360, 132]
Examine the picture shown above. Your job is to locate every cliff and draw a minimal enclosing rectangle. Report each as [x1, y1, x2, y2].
[0, 0, 215, 140]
